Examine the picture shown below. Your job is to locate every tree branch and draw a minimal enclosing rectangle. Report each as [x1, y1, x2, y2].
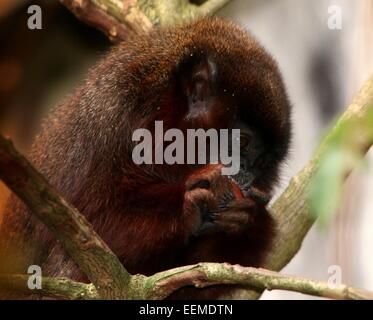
[2, 263, 372, 300]
[0, 274, 97, 300]
[268, 74, 373, 267]
[240, 74, 373, 299]
[143, 263, 373, 300]
[0, 136, 131, 299]
[59, 0, 152, 41]
[59, 0, 231, 42]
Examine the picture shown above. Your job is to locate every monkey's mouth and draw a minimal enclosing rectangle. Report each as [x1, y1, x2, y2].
[216, 175, 271, 213]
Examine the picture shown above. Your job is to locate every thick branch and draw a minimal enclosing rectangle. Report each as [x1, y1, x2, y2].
[2, 263, 372, 300]
[0, 136, 131, 299]
[237, 74, 373, 299]
[267, 75, 373, 270]
[59, 0, 152, 41]
[137, 0, 231, 27]
[59, 0, 231, 42]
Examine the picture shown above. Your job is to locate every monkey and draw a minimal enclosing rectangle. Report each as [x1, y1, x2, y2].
[0, 17, 291, 299]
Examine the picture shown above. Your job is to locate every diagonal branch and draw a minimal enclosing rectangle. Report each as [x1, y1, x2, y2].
[60, 0, 152, 41]
[241, 74, 373, 299]
[0, 136, 131, 299]
[59, 0, 232, 42]
[266, 74, 373, 270]
[137, 0, 231, 27]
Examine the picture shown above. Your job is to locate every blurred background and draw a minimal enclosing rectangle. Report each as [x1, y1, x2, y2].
[0, 0, 372, 299]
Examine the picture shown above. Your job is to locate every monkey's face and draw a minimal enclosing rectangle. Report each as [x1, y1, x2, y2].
[126, 19, 290, 217]
[227, 120, 270, 205]
[174, 52, 291, 206]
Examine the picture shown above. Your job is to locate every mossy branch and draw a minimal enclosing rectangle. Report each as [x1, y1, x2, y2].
[2, 263, 372, 300]
[59, 0, 231, 41]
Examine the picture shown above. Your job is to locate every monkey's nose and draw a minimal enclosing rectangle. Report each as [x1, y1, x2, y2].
[244, 187, 270, 206]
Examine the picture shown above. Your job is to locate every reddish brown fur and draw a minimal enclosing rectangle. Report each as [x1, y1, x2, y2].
[0, 17, 291, 299]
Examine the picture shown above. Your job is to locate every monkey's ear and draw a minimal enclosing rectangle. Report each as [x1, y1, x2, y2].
[180, 55, 218, 109]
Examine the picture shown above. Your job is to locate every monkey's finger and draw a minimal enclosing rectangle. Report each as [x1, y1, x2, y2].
[212, 211, 252, 225]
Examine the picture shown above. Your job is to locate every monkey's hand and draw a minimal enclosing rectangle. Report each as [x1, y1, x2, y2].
[184, 164, 269, 237]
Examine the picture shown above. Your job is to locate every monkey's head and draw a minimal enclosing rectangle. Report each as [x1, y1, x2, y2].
[175, 41, 291, 202]
[82, 17, 291, 206]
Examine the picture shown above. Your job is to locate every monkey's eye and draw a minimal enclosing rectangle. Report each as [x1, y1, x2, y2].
[239, 135, 251, 149]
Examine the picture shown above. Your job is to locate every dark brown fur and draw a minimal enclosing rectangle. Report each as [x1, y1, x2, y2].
[0, 17, 291, 299]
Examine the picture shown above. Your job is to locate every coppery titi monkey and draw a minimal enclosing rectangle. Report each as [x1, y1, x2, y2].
[0, 17, 291, 299]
